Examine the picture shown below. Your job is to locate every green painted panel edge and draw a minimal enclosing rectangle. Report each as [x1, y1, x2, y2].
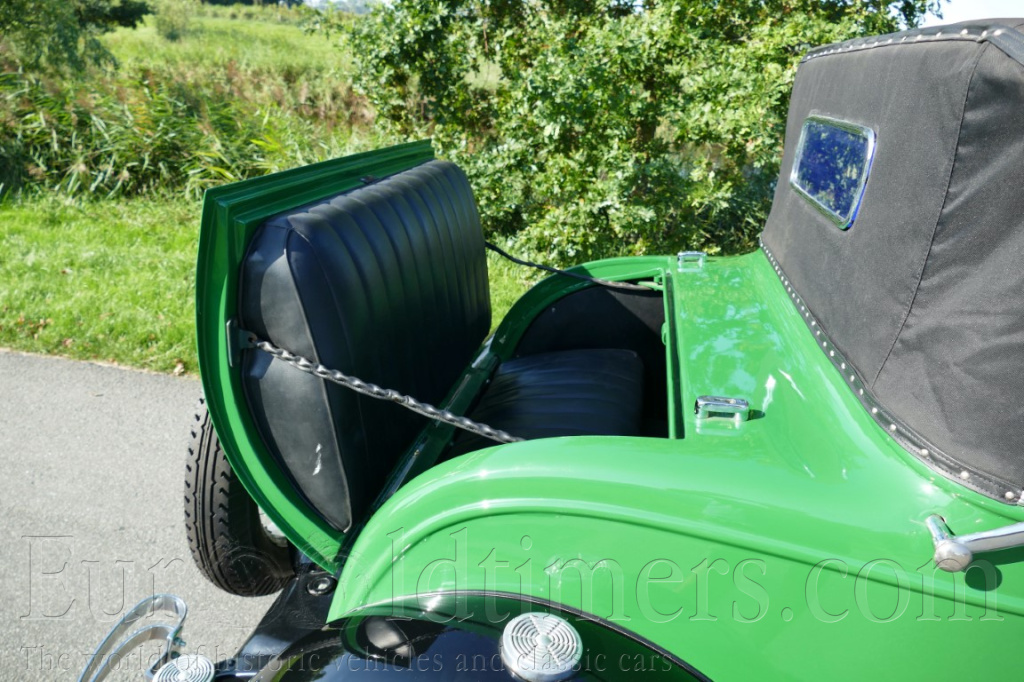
[195, 141, 435, 572]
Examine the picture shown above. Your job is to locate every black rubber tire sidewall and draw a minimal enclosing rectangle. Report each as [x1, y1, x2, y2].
[185, 398, 293, 597]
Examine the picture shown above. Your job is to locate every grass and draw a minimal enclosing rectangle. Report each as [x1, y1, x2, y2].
[106, 10, 348, 74]
[1, 9, 374, 202]
[0, 195, 532, 374]
[0, 194, 200, 373]
[487, 247, 537, 324]
[0, 9, 531, 374]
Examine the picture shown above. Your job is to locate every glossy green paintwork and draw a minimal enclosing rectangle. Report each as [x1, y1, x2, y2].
[196, 147, 1024, 679]
[194, 142, 656, 571]
[326, 252, 1024, 680]
[196, 141, 436, 569]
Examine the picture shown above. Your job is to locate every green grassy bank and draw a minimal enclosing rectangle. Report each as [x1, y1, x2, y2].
[0, 8, 534, 374]
[0, 196, 199, 373]
[0, 195, 532, 374]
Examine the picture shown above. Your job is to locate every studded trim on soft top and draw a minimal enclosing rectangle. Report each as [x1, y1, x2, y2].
[759, 238, 1023, 505]
[802, 23, 1024, 67]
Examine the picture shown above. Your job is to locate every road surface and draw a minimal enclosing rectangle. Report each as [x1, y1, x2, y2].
[0, 350, 275, 681]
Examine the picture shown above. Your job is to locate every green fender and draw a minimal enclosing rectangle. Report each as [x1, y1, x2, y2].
[329, 252, 1024, 681]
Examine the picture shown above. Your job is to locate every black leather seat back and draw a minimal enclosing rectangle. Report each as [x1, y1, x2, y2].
[239, 161, 490, 532]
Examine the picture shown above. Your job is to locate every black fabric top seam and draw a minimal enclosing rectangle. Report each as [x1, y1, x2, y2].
[868, 43, 989, 389]
[802, 24, 1024, 67]
[991, 27, 1024, 65]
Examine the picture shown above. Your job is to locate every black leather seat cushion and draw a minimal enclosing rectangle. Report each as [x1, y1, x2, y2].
[448, 349, 645, 457]
[240, 161, 490, 532]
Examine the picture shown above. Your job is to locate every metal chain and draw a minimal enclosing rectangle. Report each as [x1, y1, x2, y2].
[251, 337, 523, 445]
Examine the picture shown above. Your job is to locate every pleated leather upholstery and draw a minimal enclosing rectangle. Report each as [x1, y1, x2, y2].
[240, 161, 491, 532]
[448, 349, 645, 457]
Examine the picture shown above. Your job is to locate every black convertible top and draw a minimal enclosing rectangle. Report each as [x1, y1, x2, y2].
[762, 20, 1024, 503]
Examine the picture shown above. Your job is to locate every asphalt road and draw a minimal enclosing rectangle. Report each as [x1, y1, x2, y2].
[0, 351, 275, 681]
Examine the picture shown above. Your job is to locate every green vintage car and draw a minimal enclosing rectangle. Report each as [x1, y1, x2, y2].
[81, 18, 1024, 682]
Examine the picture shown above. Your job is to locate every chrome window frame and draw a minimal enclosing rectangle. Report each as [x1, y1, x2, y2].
[789, 114, 876, 230]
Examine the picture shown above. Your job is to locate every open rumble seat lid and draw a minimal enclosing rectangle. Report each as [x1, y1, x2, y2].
[762, 20, 1024, 503]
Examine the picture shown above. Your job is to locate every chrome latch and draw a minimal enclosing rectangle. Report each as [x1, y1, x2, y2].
[677, 251, 706, 271]
[695, 396, 750, 423]
[926, 515, 1024, 572]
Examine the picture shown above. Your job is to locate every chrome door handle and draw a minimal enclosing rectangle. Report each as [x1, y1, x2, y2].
[927, 514, 1024, 572]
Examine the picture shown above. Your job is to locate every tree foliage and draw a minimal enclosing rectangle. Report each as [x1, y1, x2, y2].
[351, 0, 940, 263]
[0, 0, 150, 73]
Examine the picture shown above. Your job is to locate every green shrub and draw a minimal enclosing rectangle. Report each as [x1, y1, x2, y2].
[351, 0, 940, 264]
[154, 0, 199, 41]
[0, 0, 150, 73]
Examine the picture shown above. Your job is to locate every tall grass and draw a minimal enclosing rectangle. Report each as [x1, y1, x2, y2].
[0, 8, 378, 201]
[0, 9, 536, 374]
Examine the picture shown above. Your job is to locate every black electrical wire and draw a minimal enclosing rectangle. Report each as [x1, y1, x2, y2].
[484, 241, 650, 291]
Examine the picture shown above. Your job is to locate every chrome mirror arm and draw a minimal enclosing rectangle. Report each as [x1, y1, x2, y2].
[927, 515, 1024, 572]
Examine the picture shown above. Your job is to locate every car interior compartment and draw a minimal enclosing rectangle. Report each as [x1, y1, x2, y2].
[237, 159, 666, 533]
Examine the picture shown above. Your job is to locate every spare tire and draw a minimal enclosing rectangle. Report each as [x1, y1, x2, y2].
[185, 398, 293, 596]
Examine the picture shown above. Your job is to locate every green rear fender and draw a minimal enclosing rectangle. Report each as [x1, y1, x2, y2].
[328, 250, 1024, 681]
[329, 436, 1022, 680]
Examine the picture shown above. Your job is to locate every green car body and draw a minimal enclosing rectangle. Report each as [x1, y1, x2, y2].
[83, 18, 1024, 682]
[328, 250, 1022, 679]
[196, 156, 1023, 679]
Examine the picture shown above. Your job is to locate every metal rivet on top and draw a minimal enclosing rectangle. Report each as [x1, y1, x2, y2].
[1006, 491, 1017, 501]
[920, 448, 929, 456]
[960, 471, 971, 480]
